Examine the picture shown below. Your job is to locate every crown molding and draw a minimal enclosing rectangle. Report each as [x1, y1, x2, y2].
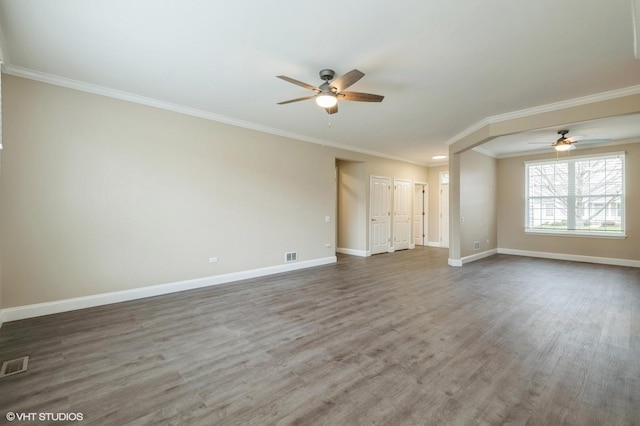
[3, 65, 426, 166]
[492, 137, 640, 159]
[470, 145, 497, 158]
[445, 118, 491, 146]
[447, 84, 640, 146]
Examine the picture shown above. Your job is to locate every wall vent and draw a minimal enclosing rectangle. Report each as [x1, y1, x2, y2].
[285, 252, 298, 263]
[0, 356, 29, 378]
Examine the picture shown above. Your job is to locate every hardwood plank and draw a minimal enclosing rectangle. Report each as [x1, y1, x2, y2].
[1, 247, 639, 425]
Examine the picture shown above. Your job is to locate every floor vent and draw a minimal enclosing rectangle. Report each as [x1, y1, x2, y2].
[285, 251, 298, 263]
[0, 356, 29, 378]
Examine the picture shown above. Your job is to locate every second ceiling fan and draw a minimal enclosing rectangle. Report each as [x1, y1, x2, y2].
[530, 130, 610, 151]
[276, 69, 384, 115]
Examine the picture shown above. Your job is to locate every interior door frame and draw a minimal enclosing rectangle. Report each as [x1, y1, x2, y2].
[439, 171, 450, 248]
[414, 181, 428, 247]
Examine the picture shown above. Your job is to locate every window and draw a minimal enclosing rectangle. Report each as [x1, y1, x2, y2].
[525, 152, 625, 236]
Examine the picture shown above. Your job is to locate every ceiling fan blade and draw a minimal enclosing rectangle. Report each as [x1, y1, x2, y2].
[277, 95, 315, 105]
[276, 75, 319, 91]
[565, 135, 585, 142]
[330, 69, 365, 92]
[574, 138, 611, 144]
[325, 104, 338, 115]
[340, 91, 384, 102]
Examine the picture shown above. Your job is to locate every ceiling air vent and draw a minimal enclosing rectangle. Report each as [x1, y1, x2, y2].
[0, 356, 29, 378]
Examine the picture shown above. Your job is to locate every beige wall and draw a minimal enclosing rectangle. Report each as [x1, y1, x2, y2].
[460, 150, 497, 257]
[0, 75, 430, 308]
[2, 75, 343, 307]
[497, 142, 640, 260]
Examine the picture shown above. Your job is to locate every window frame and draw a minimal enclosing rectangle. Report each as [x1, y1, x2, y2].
[524, 151, 626, 239]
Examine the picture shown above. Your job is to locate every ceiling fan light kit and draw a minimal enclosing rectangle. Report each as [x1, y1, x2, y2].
[555, 142, 575, 151]
[277, 68, 384, 115]
[316, 93, 337, 108]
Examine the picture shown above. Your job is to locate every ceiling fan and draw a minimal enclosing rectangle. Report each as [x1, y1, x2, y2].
[276, 69, 384, 115]
[530, 130, 610, 151]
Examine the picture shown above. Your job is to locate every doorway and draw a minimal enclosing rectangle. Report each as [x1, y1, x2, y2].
[414, 183, 428, 246]
[440, 172, 450, 248]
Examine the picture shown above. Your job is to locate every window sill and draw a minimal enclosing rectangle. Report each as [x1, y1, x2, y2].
[524, 229, 627, 239]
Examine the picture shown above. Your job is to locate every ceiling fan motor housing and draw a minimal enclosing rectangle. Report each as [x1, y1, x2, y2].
[319, 69, 335, 81]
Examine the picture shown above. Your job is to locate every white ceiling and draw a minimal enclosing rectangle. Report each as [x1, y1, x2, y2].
[1, 0, 640, 165]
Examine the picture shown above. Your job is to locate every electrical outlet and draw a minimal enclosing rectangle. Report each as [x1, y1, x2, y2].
[473, 241, 480, 250]
[209, 257, 218, 263]
[325, 216, 331, 223]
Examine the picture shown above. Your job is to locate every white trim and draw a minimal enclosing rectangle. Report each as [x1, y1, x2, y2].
[439, 174, 450, 249]
[524, 230, 626, 239]
[3, 65, 425, 166]
[471, 145, 497, 158]
[448, 258, 463, 267]
[449, 249, 498, 267]
[446, 118, 492, 147]
[336, 247, 370, 257]
[428, 241, 442, 247]
[497, 248, 640, 268]
[1, 256, 337, 323]
[409, 243, 415, 249]
[524, 150, 626, 165]
[493, 138, 640, 160]
[461, 249, 498, 264]
[0, 310, 4, 329]
[447, 84, 640, 146]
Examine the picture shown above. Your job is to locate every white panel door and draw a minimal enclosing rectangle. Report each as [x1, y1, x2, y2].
[370, 176, 391, 255]
[393, 179, 411, 251]
[414, 184, 426, 246]
[440, 183, 450, 248]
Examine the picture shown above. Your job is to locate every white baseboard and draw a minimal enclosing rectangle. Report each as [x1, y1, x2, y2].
[1, 256, 337, 323]
[497, 248, 640, 268]
[450, 249, 498, 267]
[409, 244, 416, 249]
[448, 258, 463, 267]
[428, 241, 441, 248]
[462, 249, 498, 264]
[336, 247, 370, 257]
[0, 309, 4, 329]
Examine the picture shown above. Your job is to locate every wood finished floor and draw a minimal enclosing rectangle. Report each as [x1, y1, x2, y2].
[1, 247, 639, 425]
